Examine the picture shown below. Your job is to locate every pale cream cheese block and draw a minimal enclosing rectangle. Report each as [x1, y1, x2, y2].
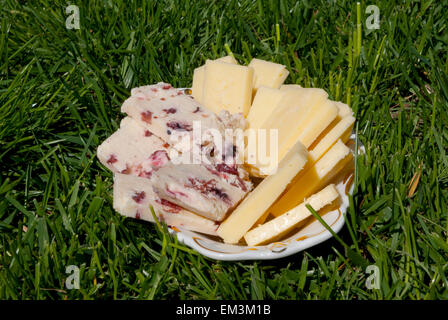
[202, 60, 254, 116]
[248, 58, 289, 93]
[191, 55, 238, 103]
[246, 86, 285, 130]
[122, 82, 234, 157]
[97, 116, 170, 178]
[269, 139, 352, 217]
[216, 140, 308, 244]
[151, 162, 252, 222]
[113, 173, 218, 235]
[244, 184, 339, 246]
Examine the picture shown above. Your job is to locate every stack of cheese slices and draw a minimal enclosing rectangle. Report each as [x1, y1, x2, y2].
[98, 54, 355, 247]
[192, 55, 355, 246]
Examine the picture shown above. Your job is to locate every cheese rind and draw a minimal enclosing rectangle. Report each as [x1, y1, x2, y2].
[269, 139, 352, 217]
[248, 58, 289, 92]
[244, 184, 339, 246]
[113, 173, 218, 235]
[202, 61, 254, 116]
[247, 87, 285, 130]
[216, 141, 308, 244]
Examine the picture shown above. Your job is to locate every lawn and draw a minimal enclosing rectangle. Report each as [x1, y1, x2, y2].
[0, 0, 447, 300]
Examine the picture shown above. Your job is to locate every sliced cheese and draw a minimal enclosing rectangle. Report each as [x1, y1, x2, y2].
[216, 140, 308, 244]
[269, 139, 352, 217]
[191, 66, 205, 103]
[280, 84, 302, 90]
[246, 87, 328, 175]
[308, 100, 354, 151]
[244, 184, 339, 246]
[248, 58, 289, 93]
[202, 60, 254, 116]
[191, 56, 238, 103]
[113, 173, 219, 235]
[216, 55, 238, 64]
[247, 87, 285, 129]
[294, 99, 338, 148]
[334, 101, 353, 118]
[309, 115, 355, 163]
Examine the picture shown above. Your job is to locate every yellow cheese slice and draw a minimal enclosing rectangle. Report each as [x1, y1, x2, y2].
[191, 56, 238, 103]
[247, 87, 285, 129]
[294, 99, 338, 148]
[202, 60, 254, 116]
[246, 87, 328, 176]
[280, 84, 302, 90]
[216, 140, 308, 244]
[216, 55, 238, 64]
[309, 115, 355, 163]
[244, 184, 339, 246]
[191, 66, 205, 103]
[269, 139, 352, 217]
[308, 100, 353, 151]
[248, 58, 289, 93]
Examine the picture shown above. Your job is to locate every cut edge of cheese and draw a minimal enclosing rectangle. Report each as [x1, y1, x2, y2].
[112, 173, 219, 235]
[248, 58, 289, 91]
[246, 87, 328, 176]
[202, 60, 254, 116]
[309, 115, 356, 163]
[269, 139, 352, 217]
[296, 99, 338, 148]
[280, 84, 302, 91]
[191, 56, 238, 104]
[216, 55, 238, 65]
[244, 184, 339, 246]
[216, 140, 308, 244]
[191, 65, 205, 103]
[333, 101, 353, 118]
[247, 86, 285, 130]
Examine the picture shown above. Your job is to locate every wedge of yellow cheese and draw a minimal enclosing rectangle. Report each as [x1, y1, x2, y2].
[269, 139, 352, 217]
[309, 115, 355, 163]
[334, 101, 353, 118]
[248, 58, 289, 93]
[246, 87, 329, 175]
[191, 56, 238, 103]
[247, 87, 285, 129]
[202, 60, 254, 116]
[216, 140, 308, 244]
[244, 184, 339, 246]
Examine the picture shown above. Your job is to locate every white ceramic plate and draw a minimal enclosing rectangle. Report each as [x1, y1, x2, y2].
[166, 133, 362, 261]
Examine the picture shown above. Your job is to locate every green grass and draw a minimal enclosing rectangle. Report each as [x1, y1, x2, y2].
[1, 0, 447, 300]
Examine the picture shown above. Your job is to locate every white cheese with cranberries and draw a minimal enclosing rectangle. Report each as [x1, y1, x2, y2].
[151, 161, 252, 222]
[97, 117, 170, 178]
[113, 173, 219, 235]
